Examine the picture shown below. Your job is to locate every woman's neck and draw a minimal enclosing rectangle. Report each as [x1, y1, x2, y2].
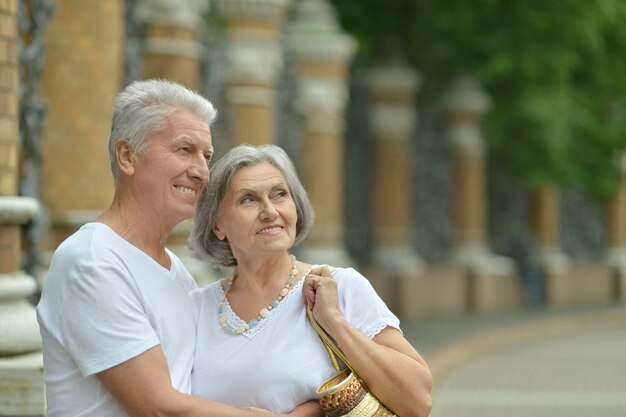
[233, 253, 296, 291]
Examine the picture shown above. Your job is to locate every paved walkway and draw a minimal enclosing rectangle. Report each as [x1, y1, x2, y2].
[401, 302, 626, 417]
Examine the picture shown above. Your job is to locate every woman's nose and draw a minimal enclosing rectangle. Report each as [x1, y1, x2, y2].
[260, 200, 278, 219]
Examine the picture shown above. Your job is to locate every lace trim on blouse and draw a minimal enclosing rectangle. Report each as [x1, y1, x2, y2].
[211, 265, 315, 339]
[365, 319, 402, 339]
[211, 265, 400, 339]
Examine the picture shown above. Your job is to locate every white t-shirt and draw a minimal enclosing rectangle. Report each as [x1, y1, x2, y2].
[37, 222, 198, 417]
[189, 266, 400, 413]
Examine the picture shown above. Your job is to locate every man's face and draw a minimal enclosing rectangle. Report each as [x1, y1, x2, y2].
[132, 109, 213, 226]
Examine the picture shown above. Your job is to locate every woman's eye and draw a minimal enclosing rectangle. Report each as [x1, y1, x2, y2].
[240, 196, 253, 204]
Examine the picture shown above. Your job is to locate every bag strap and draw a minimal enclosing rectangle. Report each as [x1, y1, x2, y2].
[307, 308, 355, 373]
[306, 264, 355, 372]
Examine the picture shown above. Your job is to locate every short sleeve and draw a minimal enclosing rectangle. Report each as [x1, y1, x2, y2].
[334, 268, 401, 339]
[56, 262, 159, 376]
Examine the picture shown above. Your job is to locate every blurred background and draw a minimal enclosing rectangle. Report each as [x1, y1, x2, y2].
[2, 0, 626, 415]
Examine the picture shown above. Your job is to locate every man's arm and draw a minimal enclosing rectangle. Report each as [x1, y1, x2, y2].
[287, 401, 323, 417]
[97, 345, 273, 417]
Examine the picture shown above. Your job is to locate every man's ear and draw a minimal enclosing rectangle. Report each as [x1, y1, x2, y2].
[116, 139, 136, 176]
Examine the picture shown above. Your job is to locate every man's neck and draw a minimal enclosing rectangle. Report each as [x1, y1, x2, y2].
[97, 200, 174, 270]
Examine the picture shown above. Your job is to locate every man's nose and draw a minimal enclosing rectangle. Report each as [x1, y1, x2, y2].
[189, 154, 209, 183]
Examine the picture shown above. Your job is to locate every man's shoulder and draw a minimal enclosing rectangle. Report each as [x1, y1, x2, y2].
[50, 223, 125, 268]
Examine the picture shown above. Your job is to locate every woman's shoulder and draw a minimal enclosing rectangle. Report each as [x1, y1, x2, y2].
[330, 266, 365, 280]
[298, 262, 369, 288]
[300, 263, 364, 281]
[189, 279, 224, 304]
[330, 266, 380, 294]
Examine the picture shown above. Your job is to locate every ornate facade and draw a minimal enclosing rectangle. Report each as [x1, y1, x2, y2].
[1, 1, 623, 413]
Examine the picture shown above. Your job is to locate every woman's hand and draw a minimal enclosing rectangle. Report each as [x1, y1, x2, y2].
[302, 266, 342, 331]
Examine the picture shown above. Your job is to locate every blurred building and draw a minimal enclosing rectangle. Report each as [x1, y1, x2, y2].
[2, 0, 625, 414]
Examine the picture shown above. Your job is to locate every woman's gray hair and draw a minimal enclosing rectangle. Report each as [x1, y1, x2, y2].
[188, 144, 315, 267]
[108, 79, 217, 183]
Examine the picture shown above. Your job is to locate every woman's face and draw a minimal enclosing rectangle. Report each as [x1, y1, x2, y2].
[212, 162, 298, 260]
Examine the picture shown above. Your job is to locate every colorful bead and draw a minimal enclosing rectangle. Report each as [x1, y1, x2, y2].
[218, 254, 297, 335]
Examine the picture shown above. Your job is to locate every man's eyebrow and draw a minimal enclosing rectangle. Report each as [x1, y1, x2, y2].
[177, 137, 214, 154]
[176, 136, 193, 145]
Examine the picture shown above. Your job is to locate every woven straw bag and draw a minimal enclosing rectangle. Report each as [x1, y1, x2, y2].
[307, 308, 397, 417]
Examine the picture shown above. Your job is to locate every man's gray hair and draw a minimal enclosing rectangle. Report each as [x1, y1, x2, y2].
[108, 79, 217, 182]
[188, 144, 315, 267]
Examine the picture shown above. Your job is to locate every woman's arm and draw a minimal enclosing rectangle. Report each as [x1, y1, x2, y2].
[303, 267, 432, 417]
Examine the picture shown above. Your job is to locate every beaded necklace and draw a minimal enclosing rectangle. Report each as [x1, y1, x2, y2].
[218, 254, 297, 335]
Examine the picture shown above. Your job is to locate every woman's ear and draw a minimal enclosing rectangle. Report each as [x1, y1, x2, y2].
[116, 139, 136, 176]
[212, 223, 226, 241]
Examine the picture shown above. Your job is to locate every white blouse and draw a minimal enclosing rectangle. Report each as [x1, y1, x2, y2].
[189, 267, 401, 413]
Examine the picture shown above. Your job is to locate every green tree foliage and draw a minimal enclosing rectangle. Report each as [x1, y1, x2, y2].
[331, 0, 626, 201]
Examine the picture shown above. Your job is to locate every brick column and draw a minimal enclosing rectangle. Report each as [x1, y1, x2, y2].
[361, 65, 425, 316]
[441, 75, 518, 313]
[287, 0, 356, 267]
[216, 0, 290, 146]
[40, 0, 122, 249]
[441, 76, 490, 262]
[531, 186, 560, 249]
[135, 0, 206, 91]
[0, 1, 44, 414]
[365, 66, 422, 269]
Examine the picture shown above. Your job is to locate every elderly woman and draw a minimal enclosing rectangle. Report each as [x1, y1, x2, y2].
[188, 144, 432, 417]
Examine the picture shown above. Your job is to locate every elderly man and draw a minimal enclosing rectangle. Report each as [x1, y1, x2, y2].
[37, 79, 319, 417]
